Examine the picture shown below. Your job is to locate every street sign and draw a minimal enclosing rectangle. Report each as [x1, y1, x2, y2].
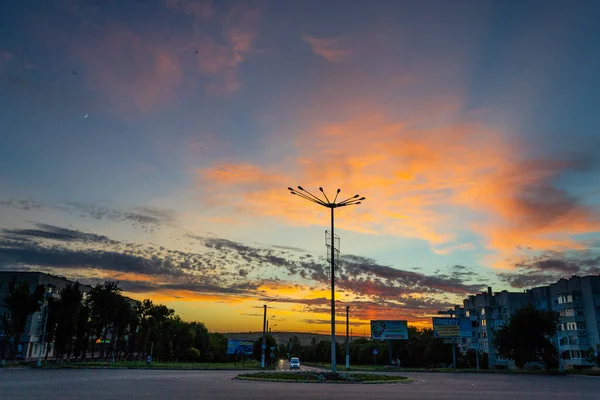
[270, 353, 275, 358]
[261, 344, 266, 350]
[270, 346, 275, 351]
[372, 348, 379, 355]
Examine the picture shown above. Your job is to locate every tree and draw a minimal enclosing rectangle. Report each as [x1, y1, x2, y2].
[495, 304, 560, 368]
[208, 332, 228, 362]
[53, 283, 83, 362]
[86, 281, 126, 359]
[1, 279, 44, 360]
[73, 304, 91, 361]
[253, 334, 277, 363]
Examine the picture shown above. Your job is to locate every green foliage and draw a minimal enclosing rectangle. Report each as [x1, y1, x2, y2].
[185, 347, 201, 361]
[494, 304, 560, 368]
[207, 332, 228, 362]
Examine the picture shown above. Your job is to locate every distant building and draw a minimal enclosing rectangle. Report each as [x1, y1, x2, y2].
[451, 275, 600, 369]
[0, 271, 92, 361]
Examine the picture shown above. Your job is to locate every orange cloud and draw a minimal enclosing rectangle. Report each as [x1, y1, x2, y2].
[303, 34, 351, 62]
[195, 105, 600, 267]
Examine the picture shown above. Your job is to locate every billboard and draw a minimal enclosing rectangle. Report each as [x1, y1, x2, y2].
[432, 317, 471, 338]
[370, 320, 408, 340]
[227, 340, 254, 355]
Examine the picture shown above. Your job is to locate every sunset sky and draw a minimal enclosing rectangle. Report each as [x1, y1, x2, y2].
[1, 0, 600, 334]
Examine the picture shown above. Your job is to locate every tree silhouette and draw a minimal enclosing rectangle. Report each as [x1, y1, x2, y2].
[495, 304, 560, 368]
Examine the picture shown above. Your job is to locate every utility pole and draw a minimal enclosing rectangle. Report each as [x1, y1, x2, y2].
[261, 304, 267, 368]
[345, 306, 350, 369]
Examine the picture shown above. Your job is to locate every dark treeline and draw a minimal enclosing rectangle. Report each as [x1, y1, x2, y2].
[1, 280, 228, 363]
[286, 326, 487, 368]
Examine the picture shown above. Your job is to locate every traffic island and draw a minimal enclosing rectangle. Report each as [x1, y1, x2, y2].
[235, 371, 411, 384]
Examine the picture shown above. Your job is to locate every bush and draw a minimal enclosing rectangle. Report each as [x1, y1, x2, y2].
[236, 371, 409, 383]
[185, 347, 201, 362]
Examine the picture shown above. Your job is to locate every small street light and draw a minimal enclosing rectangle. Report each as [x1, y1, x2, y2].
[288, 186, 365, 373]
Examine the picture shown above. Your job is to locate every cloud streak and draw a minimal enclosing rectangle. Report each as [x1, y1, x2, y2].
[303, 35, 351, 62]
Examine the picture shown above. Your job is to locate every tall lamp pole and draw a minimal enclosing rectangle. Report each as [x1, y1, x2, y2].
[288, 186, 365, 373]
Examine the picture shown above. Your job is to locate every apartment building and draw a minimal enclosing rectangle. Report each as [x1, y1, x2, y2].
[0, 271, 92, 361]
[462, 287, 532, 368]
[550, 275, 600, 367]
[455, 275, 600, 369]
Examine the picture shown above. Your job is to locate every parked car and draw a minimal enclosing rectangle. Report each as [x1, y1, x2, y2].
[290, 357, 300, 369]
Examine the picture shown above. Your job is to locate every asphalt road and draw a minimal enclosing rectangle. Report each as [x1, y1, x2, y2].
[2, 368, 600, 400]
[276, 359, 323, 372]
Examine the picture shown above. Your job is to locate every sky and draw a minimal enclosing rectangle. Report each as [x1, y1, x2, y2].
[1, 0, 600, 334]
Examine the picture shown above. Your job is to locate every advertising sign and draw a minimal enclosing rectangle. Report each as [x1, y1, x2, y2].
[370, 320, 409, 340]
[432, 317, 471, 338]
[227, 340, 254, 355]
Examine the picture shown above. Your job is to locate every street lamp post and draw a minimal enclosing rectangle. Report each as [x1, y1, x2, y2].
[288, 186, 365, 373]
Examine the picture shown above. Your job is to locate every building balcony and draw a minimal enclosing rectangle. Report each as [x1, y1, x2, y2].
[560, 315, 586, 323]
[557, 301, 584, 310]
[558, 329, 588, 337]
[560, 344, 591, 352]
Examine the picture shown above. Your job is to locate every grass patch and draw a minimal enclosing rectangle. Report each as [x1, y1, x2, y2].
[39, 360, 266, 370]
[302, 362, 566, 375]
[236, 371, 410, 384]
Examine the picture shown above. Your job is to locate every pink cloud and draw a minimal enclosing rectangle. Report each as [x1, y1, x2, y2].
[303, 34, 351, 62]
[73, 27, 183, 112]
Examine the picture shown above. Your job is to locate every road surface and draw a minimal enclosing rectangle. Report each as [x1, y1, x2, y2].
[2, 368, 600, 399]
[276, 359, 324, 372]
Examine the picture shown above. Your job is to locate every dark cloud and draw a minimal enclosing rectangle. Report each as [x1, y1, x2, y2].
[271, 244, 307, 252]
[0, 198, 43, 210]
[116, 280, 258, 295]
[497, 273, 559, 289]
[498, 249, 600, 289]
[336, 255, 484, 295]
[2, 223, 115, 244]
[64, 202, 175, 232]
[514, 182, 580, 229]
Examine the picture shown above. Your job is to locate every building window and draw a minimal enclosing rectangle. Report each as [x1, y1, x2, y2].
[481, 308, 486, 315]
[577, 310, 585, 317]
[578, 322, 586, 330]
[482, 320, 487, 326]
